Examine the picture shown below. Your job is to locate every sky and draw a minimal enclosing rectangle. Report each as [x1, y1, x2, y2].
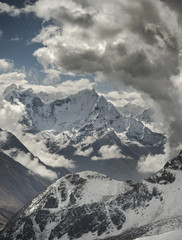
[1, 0, 182, 159]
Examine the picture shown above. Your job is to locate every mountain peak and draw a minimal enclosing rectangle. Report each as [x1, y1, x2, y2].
[164, 151, 182, 171]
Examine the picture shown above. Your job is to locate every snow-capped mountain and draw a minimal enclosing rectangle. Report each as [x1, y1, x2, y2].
[118, 103, 154, 124]
[1, 151, 182, 240]
[0, 128, 69, 229]
[3, 85, 165, 182]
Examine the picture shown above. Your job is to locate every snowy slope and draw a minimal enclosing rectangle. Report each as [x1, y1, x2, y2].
[1, 152, 182, 240]
[118, 103, 154, 124]
[135, 230, 182, 240]
[3, 85, 165, 181]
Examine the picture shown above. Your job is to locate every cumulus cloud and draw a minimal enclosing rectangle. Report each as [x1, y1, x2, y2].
[74, 147, 93, 157]
[92, 145, 125, 161]
[0, 2, 21, 16]
[4, 148, 57, 180]
[137, 143, 170, 173]
[0, 59, 14, 72]
[0, 99, 27, 134]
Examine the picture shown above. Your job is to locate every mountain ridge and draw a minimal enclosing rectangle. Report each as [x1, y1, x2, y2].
[1, 151, 182, 239]
[3, 85, 166, 182]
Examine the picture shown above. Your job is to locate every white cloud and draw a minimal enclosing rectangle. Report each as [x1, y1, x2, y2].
[16, 132, 75, 170]
[0, 99, 27, 134]
[74, 147, 93, 156]
[137, 144, 170, 173]
[92, 145, 125, 160]
[0, 2, 21, 16]
[29, 78, 95, 99]
[0, 72, 27, 92]
[0, 97, 75, 175]
[0, 59, 14, 72]
[4, 148, 58, 180]
[102, 90, 145, 108]
[0, 130, 9, 143]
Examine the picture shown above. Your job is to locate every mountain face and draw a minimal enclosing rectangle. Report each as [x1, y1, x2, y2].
[117, 103, 154, 125]
[3, 85, 165, 182]
[1, 152, 182, 240]
[0, 151, 49, 230]
[0, 128, 69, 230]
[0, 128, 69, 180]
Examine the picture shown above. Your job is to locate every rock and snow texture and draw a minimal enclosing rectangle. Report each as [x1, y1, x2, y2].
[1, 152, 182, 240]
[3, 85, 165, 182]
[118, 103, 154, 125]
[135, 230, 182, 240]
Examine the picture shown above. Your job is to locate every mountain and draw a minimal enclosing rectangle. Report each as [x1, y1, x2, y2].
[0, 151, 49, 230]
[3, 85, 165, 182]
[117, 103, 154, 124]
[135, 230, 182, 240]
[0, 128, 69, 230]
[0, 128, 69, 180]
[1, 151, 182, 239]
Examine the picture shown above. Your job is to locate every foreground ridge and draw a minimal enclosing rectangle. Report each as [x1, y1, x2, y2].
[1, 152, 182, 239]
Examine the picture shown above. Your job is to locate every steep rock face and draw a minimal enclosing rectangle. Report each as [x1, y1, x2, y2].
[3, 85, 165, 182]
[2, 152, 182, 240]
[0, 129, 69, 229]
[0, 151, 50, 230]
[0, 129, 69, 179]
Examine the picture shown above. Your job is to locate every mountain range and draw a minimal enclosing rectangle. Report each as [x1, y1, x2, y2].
[3, 84, 165, 182]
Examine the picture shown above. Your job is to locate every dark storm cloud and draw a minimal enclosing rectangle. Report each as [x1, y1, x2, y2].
[160, 0, 182, 20]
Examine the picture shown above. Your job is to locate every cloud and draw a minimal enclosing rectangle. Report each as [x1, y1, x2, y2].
[15, 131, 75, 170]
[4, 148, 57, 180]
[0, 2, 21, 17]
[22, 0, 182, 157]
[0, 29, 3, 38]
[11, 37, 21, 42]
[137, 143, 170, 173]
[0, 130, 9, 143]
[74, 147, 93, 156]
[0, 71, 27, 91]
[0, 99, 27, 134]
[0, 59, 14, 72]
[0, 98, 75, 175]
[92, 145, 125, 161]
[102, 90, 145, 108]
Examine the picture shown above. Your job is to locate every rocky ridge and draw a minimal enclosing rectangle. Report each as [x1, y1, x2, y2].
[1, 152, 182, 239]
